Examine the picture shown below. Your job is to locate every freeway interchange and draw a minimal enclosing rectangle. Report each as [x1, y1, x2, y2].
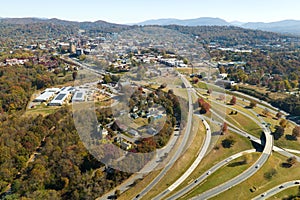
[76, 59, 300, 199]
[133, 74, 300, 200]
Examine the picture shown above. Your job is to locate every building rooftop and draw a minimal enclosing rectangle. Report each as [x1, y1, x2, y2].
[34, 91, 55, 102]
[48, 92, 69, 106]
[72, 90, 86, 102]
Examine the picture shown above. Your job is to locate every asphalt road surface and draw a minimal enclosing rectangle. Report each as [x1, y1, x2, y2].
[253, 180, 300, 200]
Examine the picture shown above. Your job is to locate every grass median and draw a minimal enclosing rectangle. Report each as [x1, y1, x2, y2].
[165, 129, 254, 199]
[179, 152, 260, 200]
[212, 152, 300, 200]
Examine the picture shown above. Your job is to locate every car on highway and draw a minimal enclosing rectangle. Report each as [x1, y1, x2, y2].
[295, 181, 300, 184]
[135, 194, 140, 198]
[261, 192, 267, 197]
[207, 171, 211, 175]
[279, 185, 284, 189]
[255, 164, 260, 168]
[194, 179, 198, 183]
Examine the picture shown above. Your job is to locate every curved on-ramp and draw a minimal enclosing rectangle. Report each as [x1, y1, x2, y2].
[166, 149, 256, 200]
[253, 180, 300, 200]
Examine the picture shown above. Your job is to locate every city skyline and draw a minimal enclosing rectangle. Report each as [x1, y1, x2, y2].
[1, 0, 300, 24]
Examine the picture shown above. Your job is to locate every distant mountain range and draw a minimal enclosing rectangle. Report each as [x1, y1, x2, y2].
[135, 17, 230, 26]
[1, 17, 300, 35]
[136, 17, 300, 35]
[242, 20, 300, 35]
[0, 17, 127, 27]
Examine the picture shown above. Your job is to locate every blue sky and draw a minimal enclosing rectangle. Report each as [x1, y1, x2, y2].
[1, 0, 300, 24]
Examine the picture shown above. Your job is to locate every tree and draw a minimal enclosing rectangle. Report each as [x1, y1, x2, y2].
[198, 98, 210, 113]
[207, 89, 212, 95]
[201, 102, 211, 114]
[292, 126, 300, 139]
[249, 100, 257, 108]
[230, 96, 237, 105]
[276, 112, 283, 119]
[221, 136, 236, 148]
[221, 122, 228, 135]
[183, 58, 189, 65]
[198, 98, 205, 107]
[160, 83, 167, 89]
[279, 119, 288, 128]
[231, 85, 239, 91]
[78, 54, 86, 61]
[103, 75, 112, 84]
[284, 80, 292, 91]
[114, 189, 121, 198]
[273, 125, 284, 140]
[219, 66, 226, 74]
[264, 168, 277, 180]
[291, 80, 298, 89]
[287, 156, 297, 166]
[192, 77, 199, 84]
[72, 71, 78, 81]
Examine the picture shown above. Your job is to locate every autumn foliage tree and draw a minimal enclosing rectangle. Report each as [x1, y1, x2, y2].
[249, 100, 257, 108]
[221, 122, 228, 135]
[192, 77, 199, 84]
[279, 119, 288, 128]
[276, 112, 283, 119]
[198, 98, 210, 114]
[230, 96, 237, 105]
[292, 126, 300, 139]
[287, 156, 297, 166]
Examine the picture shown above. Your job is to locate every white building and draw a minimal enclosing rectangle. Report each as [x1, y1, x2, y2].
[61, 86, 76, 94]
[72, 90, 86, 102]
[48, 92, 69, 106]
[45, 88, 61, 93]
[34, 91, 55, 102]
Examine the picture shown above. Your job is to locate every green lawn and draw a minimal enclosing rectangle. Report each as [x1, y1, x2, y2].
[252, 107, 300, 151]
[211, 102, 262, 138]
[165, 130, 254, 199]
[212, 152, 300, 200]
[25, 103, 60, 117]
[180, 153, 260, 200]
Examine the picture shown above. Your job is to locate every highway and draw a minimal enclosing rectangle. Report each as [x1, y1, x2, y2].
[152, 116, 211, 200]
[186, 76, 274, 200]
[198, 87, 300, 161]
[85, 65, 299, 199]
[141, 77, 300, 200]
[253, 180, 300, 200]
[152, 75, 274, 200]
[133, 74, 195, 199]
[166, 149, 256, 200]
